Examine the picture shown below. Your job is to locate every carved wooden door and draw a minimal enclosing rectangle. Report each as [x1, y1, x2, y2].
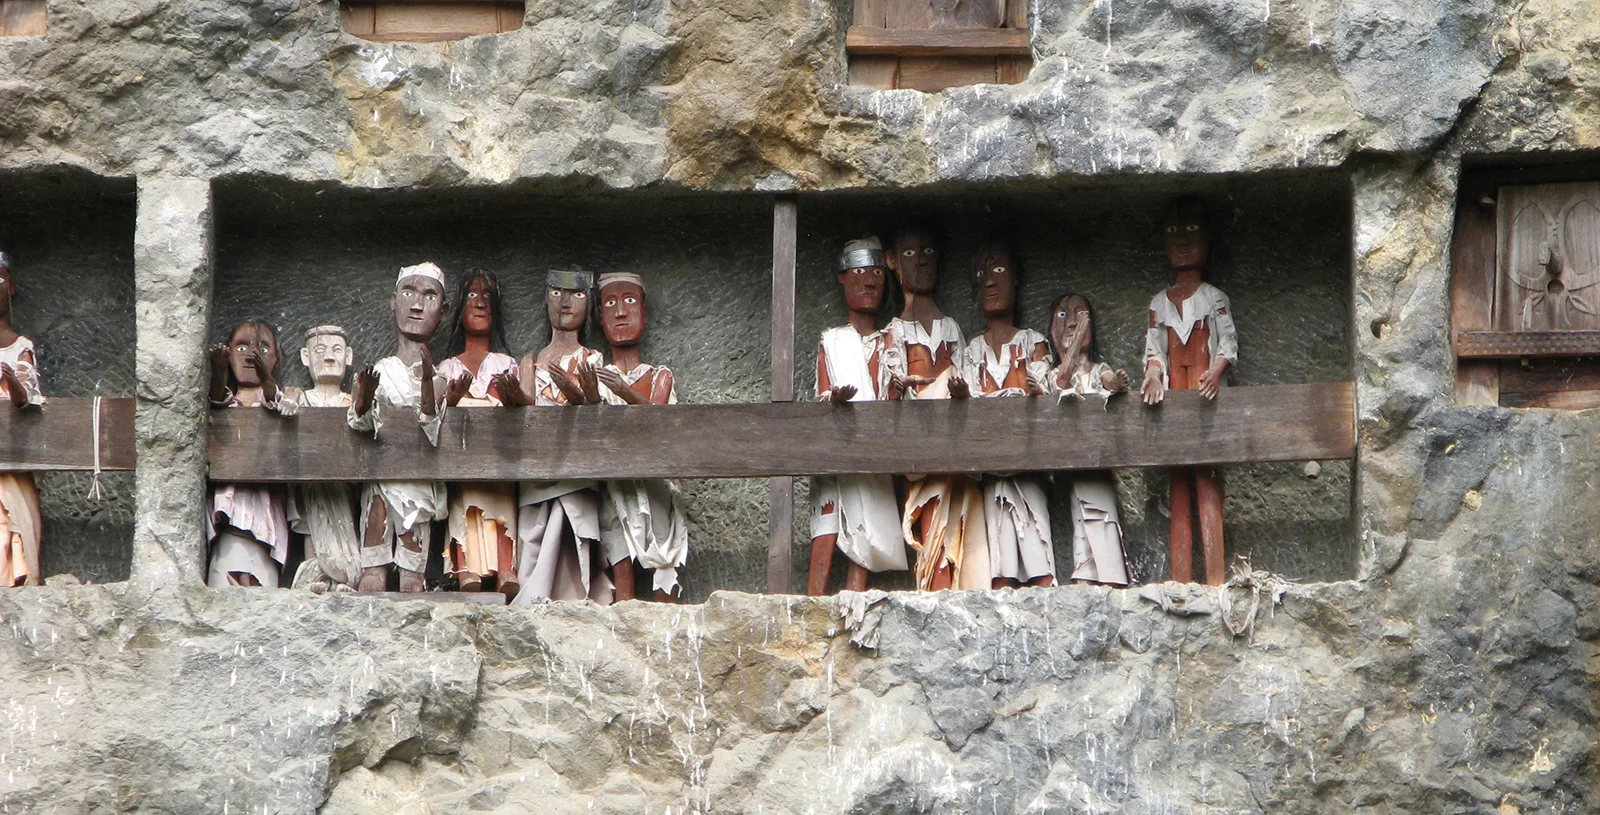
[849, 0, 1030, 92]
[1496, 182, 1600, 331]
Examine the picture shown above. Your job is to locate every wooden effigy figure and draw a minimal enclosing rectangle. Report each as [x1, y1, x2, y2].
[1139, 197, 1238, 585]
[207, 320, 291, 587]
[0, 252, 44, 587]
[282, 325, 362, 593]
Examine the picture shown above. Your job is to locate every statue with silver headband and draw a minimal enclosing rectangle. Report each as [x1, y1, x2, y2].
[206, 319, 292, 587]
[511, 268, 612, 604]
[347, 262, 453, 593]
[594, 271, 689, 602]
[806, 237, 908, 595]
[438, 269, 526, 596]
[282, 324, 361, 593]
[0, 251, 45, 586]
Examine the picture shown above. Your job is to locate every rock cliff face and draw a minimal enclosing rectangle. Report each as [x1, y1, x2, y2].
[1, 0, 1597, 812]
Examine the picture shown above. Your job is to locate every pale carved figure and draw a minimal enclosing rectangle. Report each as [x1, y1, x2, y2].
[1047, 294, 1133, 587]
[206, 320, 291, 588]
[881, 227, 986, 592]
[807, 237, 908, 596]
[594, 272, 690, 602]
[0, 253, 44, 587]
[960, 245, 1056, 589]
[437, 270, 524, 596]
[348, 263, 452, 593]
[512, 269, 611, 605]
[283, 325, 361, 593]
[1139, 197, 1238, 586]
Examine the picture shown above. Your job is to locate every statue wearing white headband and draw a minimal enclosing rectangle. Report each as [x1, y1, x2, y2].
[510, 268, 612, 604]
[593, 272, 690, 602]
[346, 262, 452, 593]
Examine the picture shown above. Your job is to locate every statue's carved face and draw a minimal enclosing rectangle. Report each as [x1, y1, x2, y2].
[228, 322, 278, 388]
[301, 333, 352, 385]
[1050, 295, 1092, 356]
[392, 275, 446, 342]
[1163, 205, 1211, 272]
[891, 231, 939, 295]
[838, 264, 887, 315]
[0, 266, 13, 322]
[547, 286, 589, 333]
[462, 276, 495, 336]
[976, 250, 1016, 317]
[599, 282, 647, 347]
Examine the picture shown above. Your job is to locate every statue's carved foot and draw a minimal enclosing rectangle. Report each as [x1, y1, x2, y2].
[457, 573, 482, 592]
[398, 569, 425, 593]
[357, 566, 387, 592]
[499, 579, 520, 600]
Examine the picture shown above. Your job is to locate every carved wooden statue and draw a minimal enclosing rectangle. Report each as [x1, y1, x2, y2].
[962, 245, 1056, 589]
[882, 227, 986, 592]
[206, 319, 291, 588]
[1140, 197, 1238, 585]
[1048, 294, 1132, 586]
[807, 237, 908, 595]
[595, 272, 690, 602]
[348, 263, 452, 593]
[438, 270, 523, 596]
[0, 253, 44, 587]
[283, 325, 361, 593]
[512, 269, 611, 604]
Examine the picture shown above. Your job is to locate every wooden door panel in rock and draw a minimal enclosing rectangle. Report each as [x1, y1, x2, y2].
[885, 0, 1006, 29]
[1497, 182, 1600, 331]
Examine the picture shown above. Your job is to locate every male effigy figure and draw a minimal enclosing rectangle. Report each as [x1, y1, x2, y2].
[1140, 197, 1238, 586]
[594, 272, 689, 602]
[437, 270, 524, 596]
[806, 238, 907, 596]
[1048, 294, 1133, 586]
[513, 269, 611, 604]
[284, 325, 361, 593]
[961, 245, 1056, 589]
[348, 263, 453, 593]
[0, 252, 44, 586]
[207, 320, 291, 587]
[881, 227, 986, 592]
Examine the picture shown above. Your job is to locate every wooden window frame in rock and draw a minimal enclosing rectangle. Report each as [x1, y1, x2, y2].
[846, 0, 1032, 92]
[340, 0, 524, 44]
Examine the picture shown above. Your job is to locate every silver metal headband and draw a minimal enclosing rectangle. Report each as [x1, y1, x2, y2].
[837, 248, 885, 272]
[0, 252, 11, 270]
[547, 269, 594, 290]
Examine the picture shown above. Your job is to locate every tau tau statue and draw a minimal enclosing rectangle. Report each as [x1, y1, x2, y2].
[512, 269, 611, 605]
[0, 252, 44, 587]
[1047, 294, 1132, 587]
[595, 272, 689, 602]
[882, 227, 986, 593]
[438, 270, 524, 596]
[962, 245, 1056, 589]
[206, 320, 291, 588]
[1140, 197, 1238, 585]
[807, 237, 907, 596]
[348, 263, 452, 593]
[283, 325, 361, 593]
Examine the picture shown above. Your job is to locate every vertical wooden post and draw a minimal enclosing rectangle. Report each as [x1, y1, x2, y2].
[767, 195, 798, 594]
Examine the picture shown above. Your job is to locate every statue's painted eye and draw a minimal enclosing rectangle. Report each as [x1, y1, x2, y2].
[1166, 225, 1178, 233]
[1186, 224, 1200, 232]
[625, 296, 638, 305]
[993, 266, 1007, 274]
[604, 299, 616, 308]
[923, 248, 935, 255]
[903, 249, 916, 257]
[549, 288, 561, 297]
[573, 291, 586, 299]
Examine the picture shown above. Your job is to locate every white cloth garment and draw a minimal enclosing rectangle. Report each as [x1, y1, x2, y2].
[1056, 360, 1120, 406]
[882, 316, 966, 398]
[437, 352, 518, 403]
[207, 391, 291, 588]
[286, 388, 360, 589]
[810, 326, 905, 573]
[1043, 371, 1132, 586]
[0, 336, 44, 407]
[598, 363, 690, 594]
[438, 352, 521, 581]
[348, 355, 448, 571]
[0, 336, 43, 587]
[1143, 282, 1238, 386]
[963, 329, 1051, 397]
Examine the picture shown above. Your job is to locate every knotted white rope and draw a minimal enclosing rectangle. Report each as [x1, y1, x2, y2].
[86, 394, 105, 502]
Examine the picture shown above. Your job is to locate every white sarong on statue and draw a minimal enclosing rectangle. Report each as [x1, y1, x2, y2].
[348, 355, 448, 573]
[810, 326, 905, 573]
[599, 363, 690, 595]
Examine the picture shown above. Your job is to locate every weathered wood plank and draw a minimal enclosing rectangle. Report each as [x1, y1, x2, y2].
[208, 382, 1355, 482]
[846, 26, 1031, 56]
[1497, 359, 1600, 409]
[897, 56, 997, 92]
[0, 398, 137, 473]
[1450, 178, 1499, 404]
[1455, 330, 1600, 359]
[767, 476, 793, 594]
[848, 55, 901, 89]
[1, 0, 46, 37]
[854, 0, 888, 27]
[771, 196, 798, 403]
[996, 55, 1031, 84]
[340, 2, 377, 36]
[884, 0, 1002, 29]
[1004, 0, 1028, 28]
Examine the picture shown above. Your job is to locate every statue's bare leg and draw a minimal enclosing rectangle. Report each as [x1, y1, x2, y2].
[1169, 468, 1194, 584]
[1196, 467, 1225, 586]
[843, 561, 869, 592]
[398, 531, 425, 592]
[359, 497, 389, 592]
[496, 527, 518, 598]
[807, 533, 837, 596]
[612, 557, 637, 601]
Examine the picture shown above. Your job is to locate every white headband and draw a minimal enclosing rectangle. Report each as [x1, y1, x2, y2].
[397, 262, 445, 288]
[598, 272, 645, 292]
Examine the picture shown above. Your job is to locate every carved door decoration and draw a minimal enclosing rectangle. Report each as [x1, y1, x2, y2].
[847, 0, 1031, 92]
[1496, 182, 1600, 331]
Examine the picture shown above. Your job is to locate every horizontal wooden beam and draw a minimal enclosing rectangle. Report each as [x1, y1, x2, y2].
[1456, 330, 1600, 359]
[845, 26, 1031, 57]
[0, 397, 137, 474]
[208, 382, 1353, 483]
